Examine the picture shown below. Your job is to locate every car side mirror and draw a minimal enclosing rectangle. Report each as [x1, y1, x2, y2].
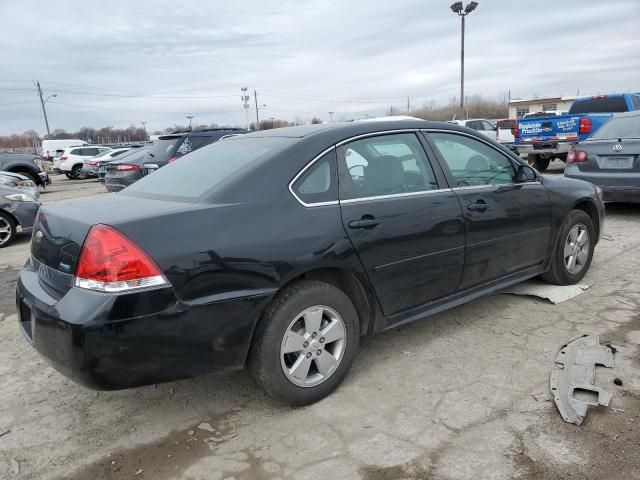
[516, 164, 537, 182]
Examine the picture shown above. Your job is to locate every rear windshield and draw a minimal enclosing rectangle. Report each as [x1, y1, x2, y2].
[569, 97, 628, 114]
[496, 120, 515, 129]
[589, 115, 640, 140]
[111, 148, 149, 163]
[123, 137, 293, 201]
[146, 137, 182, 162]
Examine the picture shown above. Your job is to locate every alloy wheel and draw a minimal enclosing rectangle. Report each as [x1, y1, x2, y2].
[0, 217, 12, 246]
[280, 305, 347, 388]
[564, 223, 590, 275]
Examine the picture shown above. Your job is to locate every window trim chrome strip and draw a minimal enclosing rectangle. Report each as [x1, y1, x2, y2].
[451, 181, 542, 191]
[340, 188, 454, 204]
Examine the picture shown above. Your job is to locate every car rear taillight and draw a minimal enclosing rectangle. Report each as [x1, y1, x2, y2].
[74, 224, 168, 293]
[115, 164, 140, 171]
[59, 156, 68, 160]
[579, 118, 591, 135]
[512, 120, 519, 138]
[167, 156, 178, 164]
[567, 149, 588, 163]
[89, 160, 98, 166]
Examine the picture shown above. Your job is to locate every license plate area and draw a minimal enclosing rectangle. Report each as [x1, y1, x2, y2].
[598, 156, 633, 169]
[98, 166, 106, 173]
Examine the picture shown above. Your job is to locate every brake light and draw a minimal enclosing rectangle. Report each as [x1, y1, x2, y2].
[167, 156, 178, 164]
[512, 120, 519, 138]
[579, 118, 591, 135]
[115, 164, 140, 171]
[74, 224, 168, 293]
[89, 160, 98, 166]
[567, 149, 588, 163]
[59, 156, 68, 160]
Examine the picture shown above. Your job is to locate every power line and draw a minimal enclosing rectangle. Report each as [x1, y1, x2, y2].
[49, 100, 241, 115]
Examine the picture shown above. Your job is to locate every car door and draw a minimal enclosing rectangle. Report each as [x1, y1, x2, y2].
[425, 130, 551, 290]
[337, 132, 465, 317]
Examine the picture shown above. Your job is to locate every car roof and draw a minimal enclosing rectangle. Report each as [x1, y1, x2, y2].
[236, 119, 467, 142]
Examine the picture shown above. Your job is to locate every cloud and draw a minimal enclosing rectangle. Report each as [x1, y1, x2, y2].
[0, 0, 638, 134]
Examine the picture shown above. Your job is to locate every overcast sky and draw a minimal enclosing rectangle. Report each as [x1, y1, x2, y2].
[0, 0, 638, 135]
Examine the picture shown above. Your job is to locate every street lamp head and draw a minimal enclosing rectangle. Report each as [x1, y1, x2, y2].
[450, 2, 463, 13]
[52, 94, 58, 98]
[465, 1, 478, 13]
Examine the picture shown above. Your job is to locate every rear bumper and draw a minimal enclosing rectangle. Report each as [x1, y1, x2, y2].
[105, 172, 141, 191]
[565, 167, 640, 202]
[518, 142, 572, 156]
[16, 259, 272, 390]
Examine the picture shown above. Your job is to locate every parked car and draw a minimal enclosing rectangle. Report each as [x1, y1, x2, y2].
[0, 153, 50, 186]
[564, 110, 640, 202]
[141, 128, 247, 175]
[0, 183, 40, 247]
[103, 147, 151, 191]
[516, 93, 640, 171]
[447, 119, 497, 139]
[54, 146, 111, 179]
[41, 139, 87, 160]
[0, 171, 40, 199]
[17, 120, 604, 405]
[82, 148, 131, 179]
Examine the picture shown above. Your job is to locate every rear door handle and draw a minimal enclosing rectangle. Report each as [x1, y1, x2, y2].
[467, 201, 489, 212]
[348, 218, 381, 229]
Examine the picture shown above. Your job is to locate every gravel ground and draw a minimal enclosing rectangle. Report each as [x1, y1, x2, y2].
[0, 168, 639, 480]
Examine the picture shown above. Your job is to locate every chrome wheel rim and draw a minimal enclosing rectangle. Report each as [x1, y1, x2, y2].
[0, 217, 12, 246]
[280, 305, 346, 388]
[564, 223, 590, 275]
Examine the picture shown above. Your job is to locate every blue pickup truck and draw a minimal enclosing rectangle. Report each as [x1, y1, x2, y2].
[515, 93, 640, 171]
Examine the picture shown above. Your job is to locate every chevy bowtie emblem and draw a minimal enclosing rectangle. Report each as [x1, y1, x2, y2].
[34, 230, 43, 243]
[613, 144, 623, 152]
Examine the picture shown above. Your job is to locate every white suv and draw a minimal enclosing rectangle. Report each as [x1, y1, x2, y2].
[447, 119, 498, 139]
[54, 146, 111, 179]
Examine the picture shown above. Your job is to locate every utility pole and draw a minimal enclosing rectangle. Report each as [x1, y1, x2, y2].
[450, 2, 478, 110]
[186, 115, 193, 130]
[241, 87, 250, 129]
[35, 81, 55, 138]
[254, 90, 260, 130]
[141, 121, 147, 141]
[407, 97, 410, 114]
[329, 111, 334, 123]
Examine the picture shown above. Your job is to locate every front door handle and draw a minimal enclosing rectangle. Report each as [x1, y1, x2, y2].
[467, 201, 489, 212]
[348, 217, 381, 229]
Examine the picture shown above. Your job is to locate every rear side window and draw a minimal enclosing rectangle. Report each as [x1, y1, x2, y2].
[569, 97, 628, 114]
[147, 137, 181, 162]
[70, 148, 83, 155]
[175, 136, 217, 157]
[291, 150, 337, 205]
[497, 120, 515, 129]
[632, 96, 640, 110]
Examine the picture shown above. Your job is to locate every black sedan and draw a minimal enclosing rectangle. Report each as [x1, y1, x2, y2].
[17, 120, 604, 405]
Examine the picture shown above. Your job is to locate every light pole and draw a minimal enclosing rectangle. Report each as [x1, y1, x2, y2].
[35, 80, 57, 138]
[186, 115, 194, 130]
[328, 111, 334, 123]
[450, 2, 478, 110]
[141, 121, 147, 141]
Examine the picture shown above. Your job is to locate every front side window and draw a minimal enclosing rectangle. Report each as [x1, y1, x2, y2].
[429, 132, 516, 187]
[291, 150, 337, 205]
[338, 133, 438, 200]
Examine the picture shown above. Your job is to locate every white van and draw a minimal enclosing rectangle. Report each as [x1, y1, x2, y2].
[41, 139, 87, 160]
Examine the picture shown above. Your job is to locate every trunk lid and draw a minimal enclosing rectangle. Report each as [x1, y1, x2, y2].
[578, 139, 640, 172]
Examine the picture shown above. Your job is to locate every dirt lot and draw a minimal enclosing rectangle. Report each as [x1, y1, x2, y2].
[1, 167, 639, 480]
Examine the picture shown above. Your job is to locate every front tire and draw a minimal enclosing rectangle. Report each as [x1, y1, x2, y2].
[542, 210, 595, 285]
[248, 280, 359, 405]
[0, 212, 16, 248]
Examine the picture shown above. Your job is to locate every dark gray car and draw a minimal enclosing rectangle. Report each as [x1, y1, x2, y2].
[565, 111, 640, 202]
[104, 147, 150, 192]
[0, 183, 40, 247]
[0, 153, 50, 186]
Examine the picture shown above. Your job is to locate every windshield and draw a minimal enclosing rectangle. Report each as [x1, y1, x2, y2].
[589, 115, 640, 140]
[569, 96, 628, 114]
[123, 137, 293, 201]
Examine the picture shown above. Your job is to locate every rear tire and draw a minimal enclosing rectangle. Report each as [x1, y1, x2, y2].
[528, 154, 551, 172]
[542, 210, 595, 285]
[0, 212, 16, 248]
[71, 165, 83, 180]
[248, 280, 359, 405]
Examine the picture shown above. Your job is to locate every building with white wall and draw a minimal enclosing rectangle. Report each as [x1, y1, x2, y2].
[508, 96, 576, 119]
